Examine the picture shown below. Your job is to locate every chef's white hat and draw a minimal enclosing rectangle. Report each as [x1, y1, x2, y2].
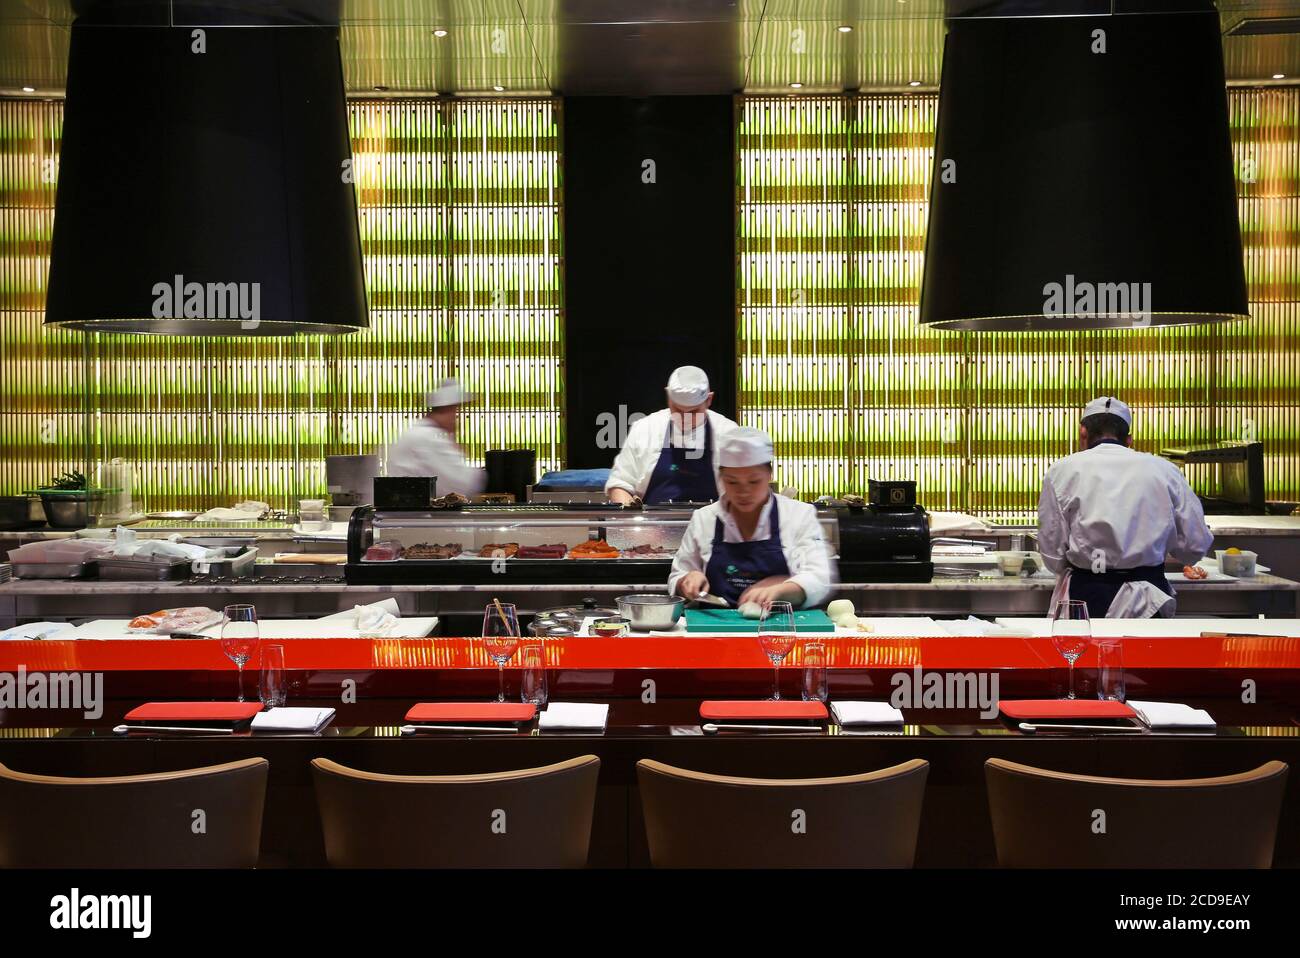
[718, 426, 774, 468]
[1082, 395, 1132, 427]
[424, 378, 473, 409]
[665, 366, 711, 406]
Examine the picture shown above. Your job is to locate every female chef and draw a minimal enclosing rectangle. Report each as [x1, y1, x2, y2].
[667, 427, 836, 610]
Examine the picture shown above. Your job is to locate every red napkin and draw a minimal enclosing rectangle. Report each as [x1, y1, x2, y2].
[124, 702, 265, 724]
[998, 699, 1137, 721]
[700, 700, 829, 721]
[405, 702, 538, 724]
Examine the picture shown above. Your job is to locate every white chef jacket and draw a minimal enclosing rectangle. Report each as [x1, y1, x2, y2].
[1037, 443, 1213, 575]
[604, 408, 738, 499]
[667, 493, 837, 608]
[385, 419, 487, 498]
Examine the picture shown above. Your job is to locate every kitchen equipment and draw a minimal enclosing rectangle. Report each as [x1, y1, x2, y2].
[868, 479, 916, 509]
[190, 546, 258, 578]
[326, 454, 379, 506]
[1219, 550, 1258, 577]
[485, 449, 537, 504]
[1162, 441, 1265, 515]
[834, 499, 932, 582]
[591, 617, 631, 637]
[146, 511, 201, 521]
[529, 599, 619, 637]
[373, 476, 437, 510]
[615, 594, 684, 630]
[684, 608, 837, 634]
[11, 561, 94, 579]
[96, 555, 191, 581]
[0, 496, 35, 530]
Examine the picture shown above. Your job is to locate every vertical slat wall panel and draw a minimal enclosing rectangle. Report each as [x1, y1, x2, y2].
[0, 97, 563, 510]
[738, 91, 1300, 515]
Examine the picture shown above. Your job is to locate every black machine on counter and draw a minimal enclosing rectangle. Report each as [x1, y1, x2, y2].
[832, 482, 933, 583]
[1161, 441, 1265, 515]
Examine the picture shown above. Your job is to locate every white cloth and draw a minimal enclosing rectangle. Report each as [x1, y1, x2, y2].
[1107, 581, 1176, 618]
[603, 408, 738, 498]
[0, 621, 74, 641]
[539, 702, 609, 731]
[1037, 444, 1213, 575]
[717, 426, 773, 468]
[251, 707, 336, 733]
[193, 500, 269, 522]
[385, 420, 487, 497]
[665, 366, 711, 405]
[1128, 700, 1216, 729]
[667, 493, 837, 608]
[831, 701, 905, 726]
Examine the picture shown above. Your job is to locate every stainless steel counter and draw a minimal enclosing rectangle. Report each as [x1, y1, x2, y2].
[2, 573, 1296, 629]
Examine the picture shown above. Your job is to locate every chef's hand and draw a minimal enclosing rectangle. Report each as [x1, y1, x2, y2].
[677, 572, 709, 600]
[608, 488, 636, 506]
[739, 579, 803, 610]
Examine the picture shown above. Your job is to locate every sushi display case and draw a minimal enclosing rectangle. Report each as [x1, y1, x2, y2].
[345, 503, 698, 585]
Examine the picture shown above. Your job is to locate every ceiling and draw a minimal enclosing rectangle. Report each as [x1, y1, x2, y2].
[1, 0, 1298, 96]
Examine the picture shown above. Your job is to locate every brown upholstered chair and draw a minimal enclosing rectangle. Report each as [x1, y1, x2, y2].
[311, 755, 600, 867]
[985, 758, 1289, 868]
[636, 758, 929, 868]
[0, 758, 268, 868]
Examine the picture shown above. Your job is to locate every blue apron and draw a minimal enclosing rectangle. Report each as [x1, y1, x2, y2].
[704, 497, 792, 605]
[1066, 437, 1172, 617]
[644, 416, 717, 504]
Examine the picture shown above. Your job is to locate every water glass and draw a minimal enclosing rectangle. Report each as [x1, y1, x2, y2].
[800, 640, 828, 703]
[520, 640, 548, 707]
[259, 644, 287, 708]
[1097, 639, 1126, 702]
[758, 601, 797, 701]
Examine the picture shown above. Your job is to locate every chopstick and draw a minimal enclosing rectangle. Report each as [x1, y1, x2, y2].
[113, 724, 237, 735]
[401, 724, 520, 734]
[1017, 722, 1145, 734]
[702, 722, 824, 734]
[492, 597, 514, 634]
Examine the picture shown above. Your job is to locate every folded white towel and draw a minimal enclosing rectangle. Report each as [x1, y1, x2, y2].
[539, 702, 609, 731]
[251, 707, 336, 733]
[1128, 700, 1216, 729]
[831, 701, 905, 726]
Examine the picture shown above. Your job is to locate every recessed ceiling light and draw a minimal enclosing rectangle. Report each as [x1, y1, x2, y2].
[790, 82, 803, 89]
[838, 25, 852, 33]
[493, 85, 505, 92]
[909, 80, 922, 87]
[1273, 73, 1286, 80]
[433, 28, 448, 38]
[21, 85, 35, 93]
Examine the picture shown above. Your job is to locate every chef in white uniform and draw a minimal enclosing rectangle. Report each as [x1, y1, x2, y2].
[384, 379, 487, 497]
[605, 366, 738, 505]
[668, 427, 836, 610]
[1038, 396, 1213, 618]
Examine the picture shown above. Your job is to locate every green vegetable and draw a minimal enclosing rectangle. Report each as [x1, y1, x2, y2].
[46, 471, 87, 491]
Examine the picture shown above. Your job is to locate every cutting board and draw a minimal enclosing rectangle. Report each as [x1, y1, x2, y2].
[685, 608, 836, 634]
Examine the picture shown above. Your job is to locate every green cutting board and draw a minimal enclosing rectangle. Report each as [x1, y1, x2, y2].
[684, 608, 837, 634]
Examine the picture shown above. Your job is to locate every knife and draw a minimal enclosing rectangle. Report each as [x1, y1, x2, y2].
[702, 722, 823, 734]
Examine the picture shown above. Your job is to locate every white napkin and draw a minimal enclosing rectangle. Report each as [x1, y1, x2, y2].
[251, 707, 335, 732]
[1128, 700, 1216, 729]
[194, 500, 269, 522]
[0, 621, 74, 641]
[316, 598, 401, 636]
[831, 701, 905, 726]
[539, 702, 609, 731]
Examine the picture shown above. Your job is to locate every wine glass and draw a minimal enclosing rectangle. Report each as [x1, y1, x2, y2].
[220, 604, 259, 703]
[1051, 599, 1091, 700]
[758, 601, 797, 701]
[482, 602, 520, 703]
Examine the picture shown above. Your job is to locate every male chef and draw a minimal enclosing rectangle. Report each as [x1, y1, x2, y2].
[605, 366, 738, 505]
[385, 378, 487, 497]
[1037, 396, 1213, 618]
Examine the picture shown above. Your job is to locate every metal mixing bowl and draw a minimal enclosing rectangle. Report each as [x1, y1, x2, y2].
[615, 594, 684, 630]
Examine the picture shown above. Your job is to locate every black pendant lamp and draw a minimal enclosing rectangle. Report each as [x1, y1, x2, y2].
[919, 5, 1249, 331]
[45, 9, 367, 335]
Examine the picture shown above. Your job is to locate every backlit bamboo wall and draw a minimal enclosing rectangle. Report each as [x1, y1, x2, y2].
[0, 98, 563, 510]
[738, 91, 1300, 514]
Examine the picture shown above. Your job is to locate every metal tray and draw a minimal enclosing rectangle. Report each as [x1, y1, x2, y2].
[190, 546, 258, 578]
[96, 556, 192, 581]
[11, 561, 93, 579]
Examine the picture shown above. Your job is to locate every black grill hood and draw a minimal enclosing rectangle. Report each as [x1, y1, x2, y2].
[45, 2, 367, 335]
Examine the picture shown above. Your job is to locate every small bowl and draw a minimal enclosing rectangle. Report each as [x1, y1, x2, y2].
[591, 617, 630, 637]
[998, 553, 1025, 576]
